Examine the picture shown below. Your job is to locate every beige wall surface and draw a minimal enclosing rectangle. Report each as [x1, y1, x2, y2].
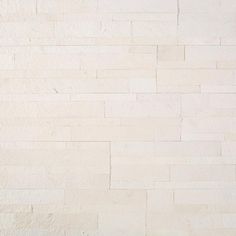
[0, 0, 236, 235]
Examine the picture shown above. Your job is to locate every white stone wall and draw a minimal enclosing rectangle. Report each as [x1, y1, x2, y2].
[0, 0, 236, 235]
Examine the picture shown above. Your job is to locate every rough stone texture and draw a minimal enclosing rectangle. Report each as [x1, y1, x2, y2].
[0, 0, 235, 235]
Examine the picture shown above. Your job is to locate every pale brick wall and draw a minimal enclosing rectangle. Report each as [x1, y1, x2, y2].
[0, 0, 235, 235]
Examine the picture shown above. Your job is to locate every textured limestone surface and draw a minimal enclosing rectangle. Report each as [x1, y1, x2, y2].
[0, 0, 236, 235]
